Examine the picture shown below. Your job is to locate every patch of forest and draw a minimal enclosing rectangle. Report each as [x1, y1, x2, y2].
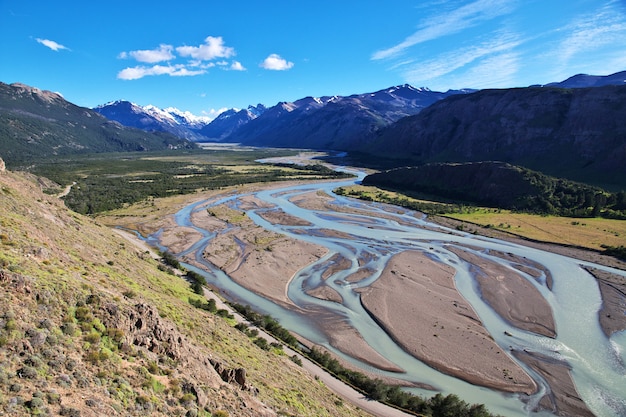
[30, 151, 352, 214]
[363, 161, 626, 218]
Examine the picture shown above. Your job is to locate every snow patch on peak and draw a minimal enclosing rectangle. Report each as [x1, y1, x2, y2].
[247, 104, 267, 117]
[164, 107, 213, 125]
[279, 102, 298, 112]
[95, 100, 144, 113]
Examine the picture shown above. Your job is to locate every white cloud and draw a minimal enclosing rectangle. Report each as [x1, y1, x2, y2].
[371, 0, 516, 60]
[453, 52, 520, 88]
[260, 54, 294, 70]
[554, 3, 626, 67]
[401, 31, 521, 88]
[117, 64, 206, 80]
[116, 35, 245, 80]
[36, 38, 69, 51]
[119, 44, 175, 63]
[230, 61, 246, 71]
[202, 107, 229, 120]
[176, 36, 235, 61]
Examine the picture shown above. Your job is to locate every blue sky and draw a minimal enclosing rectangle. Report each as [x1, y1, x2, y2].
[1, 0, 626, 119]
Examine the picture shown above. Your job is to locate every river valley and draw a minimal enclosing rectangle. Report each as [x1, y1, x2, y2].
[126, 155, 626, 417]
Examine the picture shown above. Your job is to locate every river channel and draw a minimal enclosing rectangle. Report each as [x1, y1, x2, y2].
[143, 158, 626, 417]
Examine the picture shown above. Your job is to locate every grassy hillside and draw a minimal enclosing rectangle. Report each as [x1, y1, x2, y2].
[0, 165, 367, 417]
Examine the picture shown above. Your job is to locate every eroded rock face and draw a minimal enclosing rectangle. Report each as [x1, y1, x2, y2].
[100, 302, 262, 393]
[0, 157, 5, 173]
[210, 358, 259, 395]
[101, 302, 186, 360]
[98, 302, 264, 409]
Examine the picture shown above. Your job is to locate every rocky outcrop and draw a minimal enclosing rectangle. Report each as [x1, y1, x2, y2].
[0, 269, 33, 294]
[210, 358, 259, 394]
[100, 302, 261, 392]
[0, 157, 5, 173]
[101, 302, 188, 360]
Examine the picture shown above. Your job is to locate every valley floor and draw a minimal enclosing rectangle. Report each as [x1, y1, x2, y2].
[99, 178, 626, 417]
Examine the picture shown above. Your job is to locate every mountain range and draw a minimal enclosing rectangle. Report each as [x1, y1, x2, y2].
[0, 82, 195, 166]
[91, 70, 626, 150]
[2, 70, 626, 189]
[93, 85, 472, 145]
[223, 85, 473, 150]
[196, 104, 267, 140]
[544, 70, 626, 88]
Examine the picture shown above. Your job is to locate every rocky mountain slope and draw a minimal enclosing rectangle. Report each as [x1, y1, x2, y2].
[226, 85, 470, 149]
[0, 83, 195, 168]
[0, 161, 367, 417]
[366, 85, 626, 189]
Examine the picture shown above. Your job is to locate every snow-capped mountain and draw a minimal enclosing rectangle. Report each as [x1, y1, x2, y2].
[224, 84, 473, 149]
[93, 101, 213, 141]
[198, 104, 267, 141]
[146, 105, 212, 129]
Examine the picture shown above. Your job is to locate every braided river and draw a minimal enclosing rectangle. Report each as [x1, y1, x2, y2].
[143, 159, 626, 417]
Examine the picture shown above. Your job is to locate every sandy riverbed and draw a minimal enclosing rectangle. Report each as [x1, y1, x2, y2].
[357, 250, 537, 394]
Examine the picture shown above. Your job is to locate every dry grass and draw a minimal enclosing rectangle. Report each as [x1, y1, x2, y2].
[339, 185, 626, 251]
[446, 210, 626, 250]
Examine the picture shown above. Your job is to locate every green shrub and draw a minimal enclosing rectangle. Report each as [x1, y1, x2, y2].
[74, 306, 92, 322]
[46, 391, 61, 405]
[107, 328, 124, 343]
[91, 318, 106, 334]
[161, 251, 181, 269]
[4, 319, 17, 331]
[216, 309, 233, 319]
[84, 331, 101, 345]
[27, 396, 45, 410]
[18, 365, 38, 379]
[179, 392, 196, 405]
[61, 322, 77, 335]
[59, 406, 81, 417]
[289, 355, 303, 366]
[253, 338, 270, 351]
[147, 361, 160, 375]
